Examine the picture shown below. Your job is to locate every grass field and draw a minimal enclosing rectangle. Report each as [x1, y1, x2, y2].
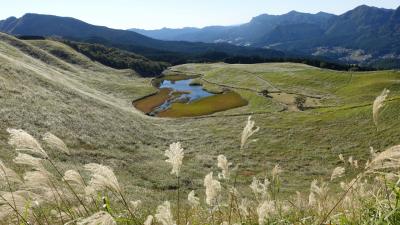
[133, 88, 172, 114]
[158, 91, 248, 117]
[1, 32, 400, 209]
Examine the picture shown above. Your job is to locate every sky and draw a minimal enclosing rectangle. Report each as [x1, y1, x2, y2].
[0, 0, 399, 30]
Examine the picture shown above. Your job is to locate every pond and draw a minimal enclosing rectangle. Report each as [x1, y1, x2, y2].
[159, 79, 214, 102]
[133, 75, 248, 117]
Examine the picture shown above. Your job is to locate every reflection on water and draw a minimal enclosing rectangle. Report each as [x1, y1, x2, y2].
[133, 74, 248, 117]
[159, 79, 214, 102]
[148, 78, 214, 116]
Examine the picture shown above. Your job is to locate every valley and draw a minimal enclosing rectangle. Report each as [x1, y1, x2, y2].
[1, 33, 399, 206]
[133, 73, 247, 117]
[0, 2, 399, 223]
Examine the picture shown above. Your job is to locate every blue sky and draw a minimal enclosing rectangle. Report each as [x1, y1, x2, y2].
[1, 0, 399, 29]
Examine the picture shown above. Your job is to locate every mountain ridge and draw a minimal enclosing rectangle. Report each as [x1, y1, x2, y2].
[0, 13, 284, 64]
[128, 5, 400, 67]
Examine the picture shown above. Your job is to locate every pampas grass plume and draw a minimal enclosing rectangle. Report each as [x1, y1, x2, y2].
[373, 88, 389, 126]
[155, 201, 176, 225]
[84, 163, 121, 193]
[188, 190, 200, 207]
[204, 172, 221, 206]
[76, 211, 116, 225]
[13, 153, 44, 171]
[7, 128, 48, 158]
[164, 142, 184, 177]
[330, 167, 345, 181]
[43, 132, 70, 155]
[240, 116, 260, 149]
[217, 155, 231, 179]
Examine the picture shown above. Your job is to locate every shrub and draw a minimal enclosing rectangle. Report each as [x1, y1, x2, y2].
[294, 95, 307, 111]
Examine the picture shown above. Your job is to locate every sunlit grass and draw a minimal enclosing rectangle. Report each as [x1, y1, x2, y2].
[158, 91, 248, 117]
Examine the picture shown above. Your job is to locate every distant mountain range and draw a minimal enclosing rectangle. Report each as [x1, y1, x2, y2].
[131, 5, 400, 67]
[0, 13, 284, 64]
[0, 4, 399, 69]
[130, 10, 334, 46]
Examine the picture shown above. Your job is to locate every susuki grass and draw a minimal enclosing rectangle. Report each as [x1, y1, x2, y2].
[2, 33, 400, 224]
[1, 89, 400, 224]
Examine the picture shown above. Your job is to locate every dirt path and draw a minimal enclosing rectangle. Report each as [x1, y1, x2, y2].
[253, 74, 281, 92]
[169, 68, 327, 111]
[200, 77, 260, 92]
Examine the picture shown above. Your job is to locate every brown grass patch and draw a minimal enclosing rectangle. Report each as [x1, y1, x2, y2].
[133, 88, 171, 113]
[157, 91, 248, 117]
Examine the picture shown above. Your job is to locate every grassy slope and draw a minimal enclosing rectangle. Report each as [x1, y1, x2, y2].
[171, 63, 400, 191]
[1, 33, 400, 205]
[158, 91, 248, 117]
[0, 33, 169, 202]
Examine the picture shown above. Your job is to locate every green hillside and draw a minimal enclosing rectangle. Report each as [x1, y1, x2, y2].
[1, 30, 400, 215]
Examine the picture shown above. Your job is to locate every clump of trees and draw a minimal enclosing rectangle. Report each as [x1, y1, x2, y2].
[294, 95, 307, 111]
[223, 55, 377, 71]
[60, 40, 170, 77]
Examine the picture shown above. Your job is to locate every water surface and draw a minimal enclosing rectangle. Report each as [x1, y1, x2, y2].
[133, 76, 248, 117]
[159, 79, 214, 102]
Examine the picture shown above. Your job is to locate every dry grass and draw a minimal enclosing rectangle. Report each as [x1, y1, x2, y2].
[133, 88, 172, 114]
[1, 32, 400, 219]
[158, 91, 248, 117]
[0, 111, 398, 224]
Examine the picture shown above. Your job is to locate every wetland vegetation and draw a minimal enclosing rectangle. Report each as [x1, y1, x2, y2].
[133, 73, 248, 117]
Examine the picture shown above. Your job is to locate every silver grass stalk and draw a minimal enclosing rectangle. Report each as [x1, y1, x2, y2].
[84, 163, 121, 193]
[238, 198, 250, 218]
[370, 146, 377, 158]
[129, 200, 142, 212]
[309, 180, 329, 211]
[295, 191, 304, 209]
[240, 116, 260, 149]
[51, 209, 70, 224]
[257, 200, 275, 225]
[0, 160, 21, 184]
[63, 170, 88, 200]
[373, 88, 390, 126]
[310, 180, 328, 197]
[23, 170, 54, 198]
[367, 144, 400, 171]
[250, 177, 270, 199]
[0, 162, 22, 224]
[271, 164, 282, 180]
[217, 155, 231, 179]
[144, 215, 154, 225]
[330, 167, 345, 181]
[13, 153, 44, 171]
[6, 128, 48, 158]
[187, 190, 200, 207]
[308, 192, 316, 206]
[165, 142, 184, 224]
[84, 164, 136, 221]
[63, 170, 85, 188]
[338, 154, 345, 162]
[353, 160, 359, 168]
[204, 172, 221, 206]
[164, 142, 184, 177]
[348, 156, 353, 165]
[0, 191, 40, 221]
[76, 211, 116, 225]
[155, 201, 176, 225]
[42, 132, 70, 155]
